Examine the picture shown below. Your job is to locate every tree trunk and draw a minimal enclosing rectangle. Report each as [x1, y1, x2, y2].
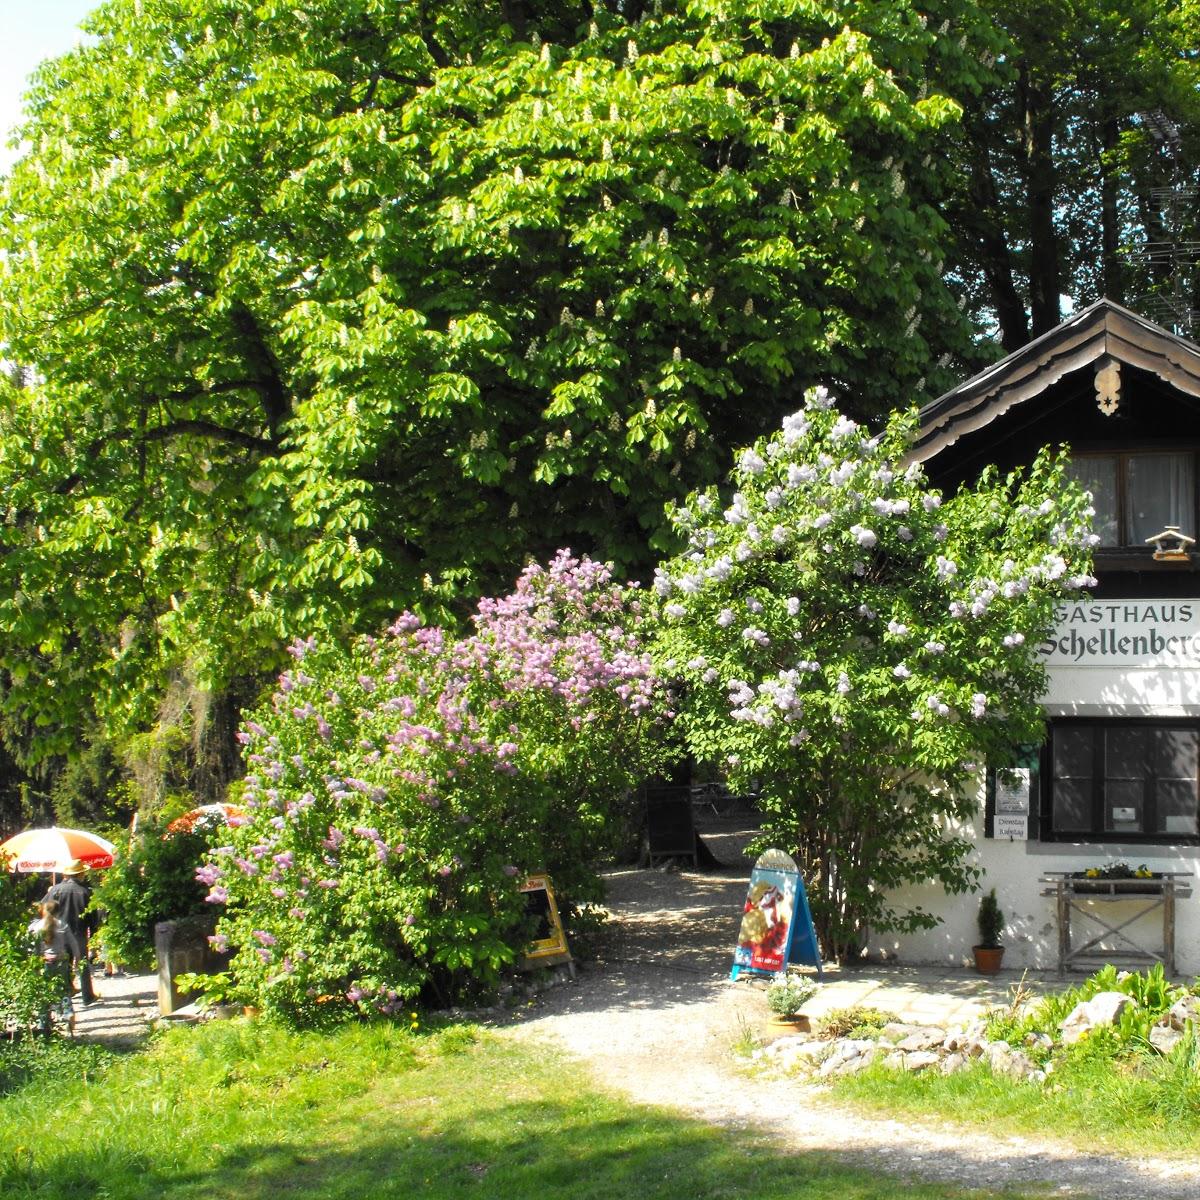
[1101, 117, 1122, 301]
[1020, 66, 1061, 336]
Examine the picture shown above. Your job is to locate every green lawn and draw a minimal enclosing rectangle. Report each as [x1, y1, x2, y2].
[0, 1020, 1077, 1200]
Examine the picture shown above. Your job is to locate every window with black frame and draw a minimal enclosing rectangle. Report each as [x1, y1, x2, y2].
[1067, 452, 1197, 549]
[1045, 720, 1200, 841]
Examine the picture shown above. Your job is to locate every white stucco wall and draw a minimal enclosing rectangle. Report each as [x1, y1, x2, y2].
[869, 599, 1200, 974]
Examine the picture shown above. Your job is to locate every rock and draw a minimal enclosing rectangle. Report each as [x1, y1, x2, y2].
[1023, 1031, 1053, 1050]
[896, 1028, 946, 1052]
[991, 1049, 1038, 1080]
[963, 1037, 988, 1058]
[836, 1055, 873, 1075]
[882, 1052, 907, 1071]
[940, 1052, 968, 1075]
[1150, 1024, 1185, 1055]
[1166, 996, 1200, 1030]
[903, 1050, 940, 1072]
[881, 1021, 924, 1042]
[1059, 992, 1134, 1044]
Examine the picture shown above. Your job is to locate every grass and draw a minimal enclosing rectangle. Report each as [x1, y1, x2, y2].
[830, 1032, 1200, 1159]
[0, 1018, 1072, 1200]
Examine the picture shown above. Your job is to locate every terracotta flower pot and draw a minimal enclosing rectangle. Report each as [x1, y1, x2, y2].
[769, 1013, 812, 1033]
[972, 945, 1004, 974]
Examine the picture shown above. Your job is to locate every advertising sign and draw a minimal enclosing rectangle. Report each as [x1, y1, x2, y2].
[1040, 601, 1200, 668]
[730, 849, 822, 980]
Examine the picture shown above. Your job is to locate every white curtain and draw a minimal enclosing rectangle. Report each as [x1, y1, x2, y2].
[1128, 453, 1194, 544]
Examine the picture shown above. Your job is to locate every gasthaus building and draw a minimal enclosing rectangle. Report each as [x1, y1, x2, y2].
[870, 299, 1200, 975]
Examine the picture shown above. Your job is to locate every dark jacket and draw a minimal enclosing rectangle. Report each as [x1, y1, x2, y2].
[42, 878, 93, 952]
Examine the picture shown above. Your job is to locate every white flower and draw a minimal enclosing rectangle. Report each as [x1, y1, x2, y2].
[785, 596, 801, 616]
[933, 524, 948, 542]
[898, 526, 913, 541]
[702, 667, 720, 684]
[923, 640, 945, 654]
[893, 663, 911, 679]
[857, 604, 876, 619]
[812, 513, 833, 531]
[653, 569, 673, 597]
[922, 493, 942, 511]
[735, 541, 753, 562]
[836, 672, 851, 695]
[765, 486, 784, 510]
[706, 557, 732, 582]
[935, 555, 957, 580]
[771, 525, 788, 544]
[677, 573, 703, 595]
[1003, 632, 1025, 647]
[742, 627, 770, 647]
[739, 448, 766, 476]
[695, 494, 713, 514]
[874, 468, 894, 486]
[971, 693, 988, 718]
[850, 525, 877, 549]
[716, 608, 735, 628]
[687, 656, 708, 671]
[787, 463, 816, 487]
[746, 598, 763, 614]
[829, 461, 856, 487]
[724, 493, 750, 525]
[949, 600, 967, 618]
[926, 694, 949, 716]
[782, 412, 809, 444]
[665, 603, 686, 619]
[788, 730, 810, 746]
[887, 620, 909, 637]
[831, 415, 859, 439]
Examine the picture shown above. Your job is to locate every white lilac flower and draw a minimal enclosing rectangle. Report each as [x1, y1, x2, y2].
[893, 662, 911, 679]
[695, 494, 713, 513]
[1069, 573, 1097, 589]
[1003, 632, 1025, 647]
[786, 596, 801, 616]
[852, 561, 866, 576]
[921, 493, 942, 512]
[788, 463, 816, 486]
[706, 557, 732, 582]
[665, 603, 686, 619]
[850, 525, 877, 549]
[739, 448, 766, 476]
[745, 523, 761, 543]
[724, 493, 750, 525]
[874, 467, 894, 486]
[857, 603, 876, 619]
[771, 525, 788, 544]
[935, 555, 957, 580]
[813, 513, 833, 531]
[836, 672, 851, 694]
[746, 597, 763, 614]
[887, 620, 909, 636]
[687, 656, 708, 671]
[926, 694, 949, 716]
[898, 526, 913, 541]
[788, 730, 810, 746]
[742, 627, 770, 646]
[734, 542, 753, 562]
[1001, 579, 1029, 598]
[717, 608, 735, 627]
[829, 461, 855, 487]
[782, 412, 809, 444]
[949, 600, 967, 618]
[653, 568, 673, 596]
[677, 573, 703, 595]
[971, 693, 988, 718]
[905, 461, 923, 482]
[1038, 499, 1054, 516]
[933, 524, 948, 541]
[727, 680, 754, 705]
[702, 667, 720, 684]
[831, 415, 858, 439]
[923, 640, 945, 654]
[765, 486, 784, 510]
[807, 386, 833, 409]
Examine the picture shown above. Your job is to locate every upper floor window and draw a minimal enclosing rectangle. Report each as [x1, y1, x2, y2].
[1067, 452, 1196, 549]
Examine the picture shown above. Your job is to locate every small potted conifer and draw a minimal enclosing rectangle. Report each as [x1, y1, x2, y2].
[972, 888, 1005, 974]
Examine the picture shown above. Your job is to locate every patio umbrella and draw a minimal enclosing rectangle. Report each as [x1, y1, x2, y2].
[165, 803, 246, 835]
[0, 826, 115, 872]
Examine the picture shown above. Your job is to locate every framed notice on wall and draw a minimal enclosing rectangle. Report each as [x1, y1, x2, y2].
[995, 767, 1031, 815]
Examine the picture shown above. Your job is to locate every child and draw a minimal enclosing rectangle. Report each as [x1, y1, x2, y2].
[28, 899, 80, 1035]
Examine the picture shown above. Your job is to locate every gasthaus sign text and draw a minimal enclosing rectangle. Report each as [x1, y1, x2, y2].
[1040, 601, 1200, 668]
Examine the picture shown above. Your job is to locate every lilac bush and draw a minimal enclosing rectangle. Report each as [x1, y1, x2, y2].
[653, 389, 1096, 959]
[203, 553, 667, 1024]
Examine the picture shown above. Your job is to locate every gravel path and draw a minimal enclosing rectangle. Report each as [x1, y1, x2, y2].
[505, 860, 1200, 1200]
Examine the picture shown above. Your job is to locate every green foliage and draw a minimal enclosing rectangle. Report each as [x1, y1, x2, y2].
[0, 0, 997, 759]
[652, 388, 1094, 957]
[818, 1006, 892, 1039]
[976, 888, 1004, 948]
[90, 814, 218, 972]
[0, 868, 58, 1033]
[203, 553, 668, 1025]
[0, 1038, 114, 1100]
[765, 973, 817, 1017]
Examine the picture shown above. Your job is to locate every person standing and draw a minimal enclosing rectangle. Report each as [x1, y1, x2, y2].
[42, 860, 97, 1005]
[28, 899, 79, 1035]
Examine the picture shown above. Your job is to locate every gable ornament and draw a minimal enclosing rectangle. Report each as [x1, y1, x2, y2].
[1094, 356, 1121, 416]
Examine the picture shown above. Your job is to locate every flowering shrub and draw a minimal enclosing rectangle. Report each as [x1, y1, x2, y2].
[653, 389, 1095, 959]
[202, 553, 667, 1024]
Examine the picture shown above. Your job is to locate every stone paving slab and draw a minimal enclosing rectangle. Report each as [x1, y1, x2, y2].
[72, 971, 159, 1047]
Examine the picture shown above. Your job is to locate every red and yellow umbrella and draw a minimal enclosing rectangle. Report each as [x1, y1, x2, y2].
[0, 826, 115, 872]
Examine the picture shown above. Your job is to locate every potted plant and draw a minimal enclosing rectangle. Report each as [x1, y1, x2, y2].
[765, 972, 817, 1030]
[973, 888, 1005, 974]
